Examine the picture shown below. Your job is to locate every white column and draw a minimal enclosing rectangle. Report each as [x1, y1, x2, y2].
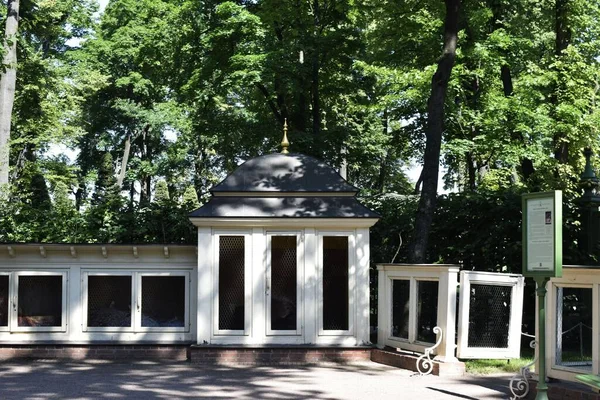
[304, 228, 317, 344]
[68, 265, 82, 341]
[356, 228, 370, 345]
[377, 266, 387, 348]
[196, 227, 212, 344]
[251, 228, 266, 343]
[435, 267, 459, 362]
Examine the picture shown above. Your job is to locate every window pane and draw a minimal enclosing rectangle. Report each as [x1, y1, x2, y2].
[392, 280, 410, 339]
[18, 275, 62, 327]
[0, 275, 7, 327]
[556, 287, 593, 371]
[416, 281, 438, 343]
[323, 236, 349, 330]
[271, 236, 297, 331]
[467, 284, 512, 348]
[87, 275, 132, 328]
[219, 236, 245, 330]
[142, 276, 186, 328]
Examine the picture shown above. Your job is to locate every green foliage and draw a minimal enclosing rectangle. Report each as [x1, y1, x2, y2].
[0, 0, 599, 255]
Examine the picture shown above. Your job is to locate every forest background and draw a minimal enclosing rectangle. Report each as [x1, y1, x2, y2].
[0, 0, 599, 278]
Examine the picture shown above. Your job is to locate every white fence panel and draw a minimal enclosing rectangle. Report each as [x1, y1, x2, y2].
[457, 271, 524, 359]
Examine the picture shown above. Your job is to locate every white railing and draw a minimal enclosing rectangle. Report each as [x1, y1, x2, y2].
[377, 264, 460, 362]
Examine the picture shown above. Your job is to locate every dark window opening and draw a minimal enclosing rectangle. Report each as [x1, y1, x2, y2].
[141, 276, 186, 328]
[392, 280, 410, 339]
[416, 280, 439, 343]
[0, 275, 8, 327]
[219, 236, 245, 330]
[323, 236, 349, 330]
[271, 236, 297, 331]
[88, 275, 132, 327]
[18, 275, 62, 327]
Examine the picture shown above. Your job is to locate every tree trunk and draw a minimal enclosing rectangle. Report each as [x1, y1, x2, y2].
[0, 0, 20, 185]
[553, 0, 571, 164]
[311, 0, 320, 136]
[408, 0, 460, 264]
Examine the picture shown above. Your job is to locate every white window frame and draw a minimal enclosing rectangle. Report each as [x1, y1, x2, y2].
[317, 231, 355, 336]
[266, 231, 303, 336]
[549, 282, 596, 375]
[82, 271, 135, 332]
[457, 271, 524, 359]
[0, 272, 10, 332]
[213, 231, 252, 336]
[413, 278, 440, 345]
[388, 277, 410, 341]
[135, 271, 190, 333]
[11, 270, 68, 333]
[387, 277, 439, 348]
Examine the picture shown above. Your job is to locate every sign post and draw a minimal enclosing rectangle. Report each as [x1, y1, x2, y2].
[522, 191, 562, 400]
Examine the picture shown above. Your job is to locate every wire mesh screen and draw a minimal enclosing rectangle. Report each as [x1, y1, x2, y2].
[219, 236, 245, 330]
[467, 284, 512, 348]
[87, 275, 132, 327]
[322, 236, 349, 330]
[555, 287, 593, 370]
[0, 275, 7, 327]
[417, 281, 439, 343]
[391, 279, 410, 339]
[141, 276, 185, 328]
[271, 236, 297, 331]
[18, 275, 62, 327]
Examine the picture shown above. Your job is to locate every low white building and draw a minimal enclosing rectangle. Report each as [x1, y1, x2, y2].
[0, 152, 379, 347]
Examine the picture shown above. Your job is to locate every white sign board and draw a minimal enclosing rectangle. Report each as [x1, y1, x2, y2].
[526, 198, 555, 273]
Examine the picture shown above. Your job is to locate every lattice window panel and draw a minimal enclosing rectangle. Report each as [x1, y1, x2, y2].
[0, 275, 8, 327]
[87, 275, 132, 328]
[457, 271, 524, 359]
[555, 287, 593, 371]
[141, 276, 185, 328]
[322, 236, 349, 331]
[219, 236, 245, 331]
[417, 281, 439, 343]
[18, 275, 62, 327]
[467, 284, 512, 348]
[271, 236, 297, 331]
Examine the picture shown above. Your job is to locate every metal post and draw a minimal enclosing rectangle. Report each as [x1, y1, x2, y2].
[535, 277, 550, 400]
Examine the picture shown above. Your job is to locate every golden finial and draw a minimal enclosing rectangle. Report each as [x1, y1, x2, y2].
[281, 118, 290, 154]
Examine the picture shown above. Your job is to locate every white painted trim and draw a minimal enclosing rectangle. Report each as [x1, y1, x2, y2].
[197, 228, 211, 344]
[304, 228, 317, 344]
[11, 271, 68, 333]
[316, 231, 355, 337]
[135, 271, 190, 333]
[212, 231, 252, 337]
[190, 218, 379, 229]
[378, 264, 459, 357]
[265, 231, 303, 336]
[456, 271, 524, 359]
[82, 271, 134, 333]
[355, 228, 370, 345]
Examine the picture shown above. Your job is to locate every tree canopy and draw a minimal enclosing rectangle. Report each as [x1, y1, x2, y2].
[0, 0, 598, 268]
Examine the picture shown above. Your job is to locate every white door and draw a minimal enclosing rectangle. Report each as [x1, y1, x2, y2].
[266, 232, 303, 336]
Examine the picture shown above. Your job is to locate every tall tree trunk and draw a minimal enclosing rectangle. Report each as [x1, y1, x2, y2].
[0, 0, 20, 185]
[408, 0, 460, 263]
[553, 0, 571, 164]
[311, 0, 321, 136]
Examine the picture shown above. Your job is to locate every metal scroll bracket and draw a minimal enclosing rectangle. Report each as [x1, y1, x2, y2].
[509, 335, 538, 400]
[416, 326, 443, 376]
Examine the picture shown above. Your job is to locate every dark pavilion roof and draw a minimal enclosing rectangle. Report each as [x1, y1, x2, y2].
[210, 153, 358, 193]
[189, 153, 379, 219]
